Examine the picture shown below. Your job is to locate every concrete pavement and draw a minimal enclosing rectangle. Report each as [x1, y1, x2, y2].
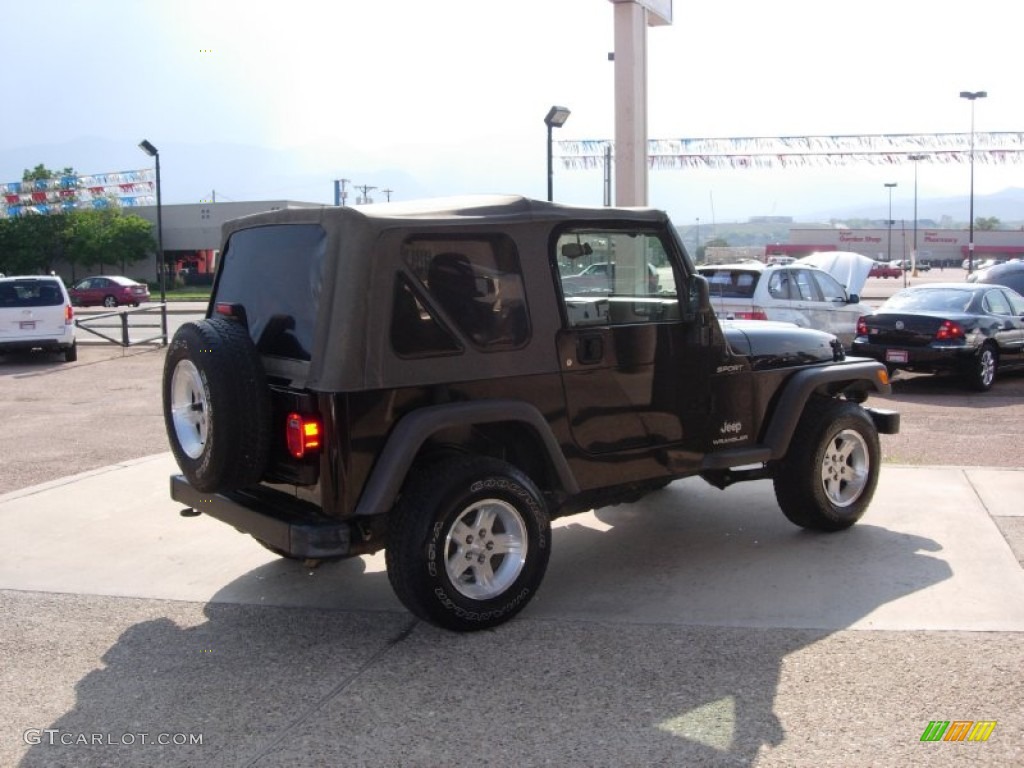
[2, 457, 1022, 766]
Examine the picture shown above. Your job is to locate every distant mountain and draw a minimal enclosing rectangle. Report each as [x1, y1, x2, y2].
[807, 187, 1024, 226]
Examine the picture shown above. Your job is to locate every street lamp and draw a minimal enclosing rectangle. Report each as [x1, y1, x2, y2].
[908, 154, 928, 278]
[544, 106, 571, 202]
[138, 140, 166, 341]
[884, 183, 897, 274]
[959, 90, 987, 273]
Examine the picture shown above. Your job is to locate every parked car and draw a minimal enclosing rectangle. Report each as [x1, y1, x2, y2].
[560, 261, 660, 295]
[696, 252, 873, 347]
[869, 262, 902, 279]
[852, 283, 1024, 391]
[0, 275, 77, 362]
[70, 275, 151, 307]
[968, 260, 1024, 294]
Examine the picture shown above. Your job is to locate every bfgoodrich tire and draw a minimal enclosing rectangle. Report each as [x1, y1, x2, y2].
[386, 456, 551, 632]
[773, 397, 880, 531]
[162, 317, 272, 493]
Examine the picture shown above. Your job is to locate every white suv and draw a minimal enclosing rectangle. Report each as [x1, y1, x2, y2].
[0, 276, 77, 362]
[697, 261, 872, 347]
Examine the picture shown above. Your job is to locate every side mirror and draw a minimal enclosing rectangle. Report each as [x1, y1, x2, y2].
[684, 274, 710, 320]
[848, 293, 860, 304]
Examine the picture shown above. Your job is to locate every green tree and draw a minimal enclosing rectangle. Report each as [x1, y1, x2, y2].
[975, 216, 1000, 231]
[64, 210, 156, 279]
[22, 164, 76, 182]
[0, 213, 73, 274]
[0, 209, 154, 279]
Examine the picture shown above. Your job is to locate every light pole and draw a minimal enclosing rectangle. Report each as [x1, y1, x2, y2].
[908, 154, 928, 276]
[884, 182, 897, 284]
[695, 217, 701, 261]
[544, 106, 570, 202]
[138, 140, 166, 342]
[959, 90, 987, 273]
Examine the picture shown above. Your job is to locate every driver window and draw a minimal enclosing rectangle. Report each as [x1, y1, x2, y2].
[555, 229, 677, 328]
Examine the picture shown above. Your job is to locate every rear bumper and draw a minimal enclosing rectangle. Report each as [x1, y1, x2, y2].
[0, 336, 75, 353]
[170, 475, 351, 559]
[851, 341, 976, 373]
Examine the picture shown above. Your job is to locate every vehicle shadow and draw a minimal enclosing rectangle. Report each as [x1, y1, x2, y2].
[0, 351, 68, 375]
[883, 367, 1024, 405]
[18, 484, 951, 767]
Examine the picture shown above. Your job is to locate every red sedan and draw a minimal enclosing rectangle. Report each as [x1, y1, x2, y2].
[70, 276, 151, 307]
[869, 263, 902, 279]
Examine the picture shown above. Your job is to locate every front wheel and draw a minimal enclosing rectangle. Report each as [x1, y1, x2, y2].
[386, 456, 551, 631]
[773, 398, 880, 531]
[102, 295, 118, 308]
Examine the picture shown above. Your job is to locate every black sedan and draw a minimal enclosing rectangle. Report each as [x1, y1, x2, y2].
[970, 260, 1024, 294]
[852, 283, 1024, 391]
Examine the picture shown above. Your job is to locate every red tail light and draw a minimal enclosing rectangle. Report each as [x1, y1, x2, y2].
[286, 413, 322, 459]
[734, 310, 768, 320]
[65, 304, 74, 325]
[934, 320, 965, 341]
[856, 316, 869, 336]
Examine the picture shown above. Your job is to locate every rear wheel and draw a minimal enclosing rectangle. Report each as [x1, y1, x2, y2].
[965, 343, 997, 391]
[773, 397, 880, 531]
[63, 342, 77, 363]
[386, 456, 550, 631]
[162, 317, 272, 493]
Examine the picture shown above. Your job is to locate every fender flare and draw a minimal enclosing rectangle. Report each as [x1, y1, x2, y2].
[353, 399, 579, 517]
[760, 359, 891, 457]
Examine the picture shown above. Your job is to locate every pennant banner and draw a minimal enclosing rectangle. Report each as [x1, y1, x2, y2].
[558, 132, 1024, 170]
[0, 168, 155, 217]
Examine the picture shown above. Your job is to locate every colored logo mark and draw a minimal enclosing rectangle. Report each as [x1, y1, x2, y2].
[920, 720, 996, 742]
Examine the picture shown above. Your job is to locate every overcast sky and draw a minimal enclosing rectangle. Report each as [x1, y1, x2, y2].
[2, 0, 1020, 223]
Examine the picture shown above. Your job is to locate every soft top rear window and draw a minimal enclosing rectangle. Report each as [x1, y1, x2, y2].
[0, 279, 65, 307]
[215, 224, 326, 360]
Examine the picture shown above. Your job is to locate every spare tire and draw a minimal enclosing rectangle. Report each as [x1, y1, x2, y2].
[163, 317, 272, 493]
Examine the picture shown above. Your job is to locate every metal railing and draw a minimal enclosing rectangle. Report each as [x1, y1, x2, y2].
[75, 303, 168, 347]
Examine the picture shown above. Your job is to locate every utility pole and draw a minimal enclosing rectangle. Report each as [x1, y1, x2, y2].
[355, 185, 377, 204]
[382, 188, 393, 202]
[333, 178, 350, 206]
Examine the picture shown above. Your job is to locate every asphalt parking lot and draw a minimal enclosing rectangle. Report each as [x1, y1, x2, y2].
[1, 298, 1022, 767]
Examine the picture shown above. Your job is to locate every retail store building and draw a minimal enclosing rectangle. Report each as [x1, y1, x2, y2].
[766, 227, 1024, 268]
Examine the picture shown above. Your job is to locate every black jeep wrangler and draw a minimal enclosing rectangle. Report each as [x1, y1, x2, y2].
[164, 196, 898, 631]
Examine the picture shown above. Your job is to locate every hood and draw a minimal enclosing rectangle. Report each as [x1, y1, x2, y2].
[721, 319, 842, 370]
[797, 250, 873, 297]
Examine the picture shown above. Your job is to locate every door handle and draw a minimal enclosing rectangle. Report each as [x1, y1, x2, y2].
[577, 333, 604, 365]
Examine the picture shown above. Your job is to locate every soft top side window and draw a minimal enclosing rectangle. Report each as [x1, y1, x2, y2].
[394, 234, 529, 354]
